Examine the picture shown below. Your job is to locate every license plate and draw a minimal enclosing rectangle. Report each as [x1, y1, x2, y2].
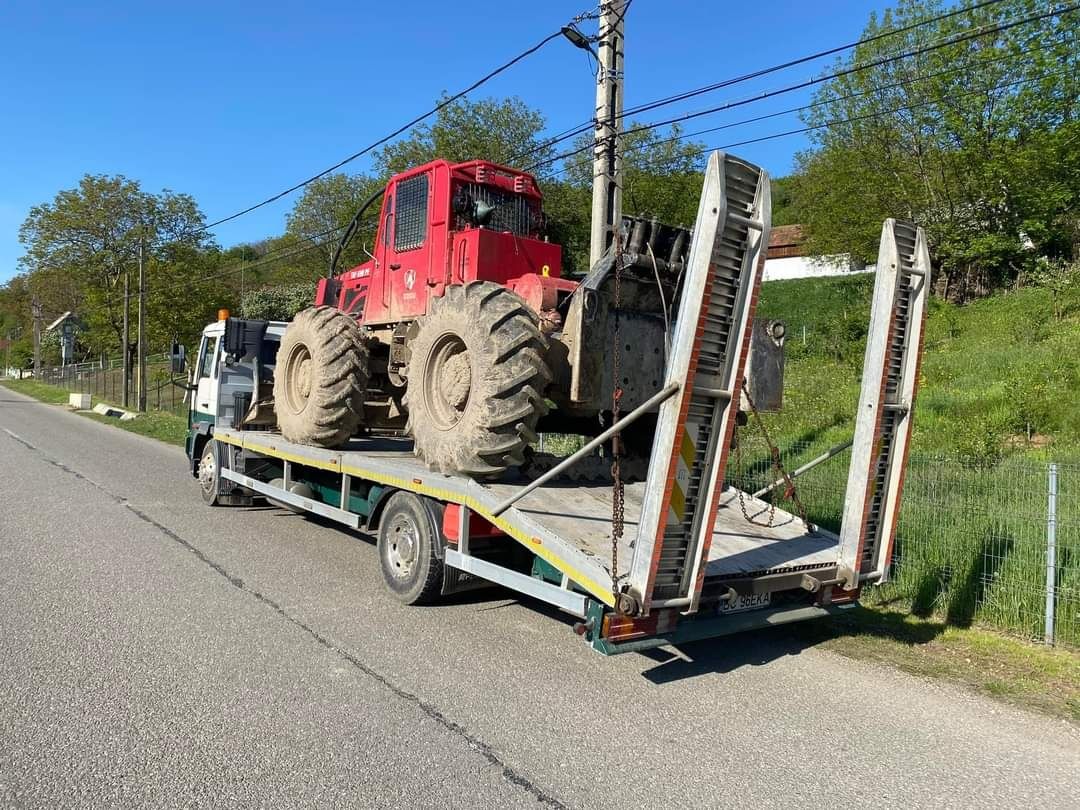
[718, 592, 772, 614]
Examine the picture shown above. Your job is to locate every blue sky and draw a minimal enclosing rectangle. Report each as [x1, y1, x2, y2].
[0, 0, 887, 280]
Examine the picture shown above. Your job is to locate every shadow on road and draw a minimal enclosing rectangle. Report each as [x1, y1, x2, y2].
[638, 606, 948, 683]
[261, 506, 951, 683]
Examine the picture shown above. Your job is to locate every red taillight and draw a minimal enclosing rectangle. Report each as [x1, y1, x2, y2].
[602, 609, 678, 642]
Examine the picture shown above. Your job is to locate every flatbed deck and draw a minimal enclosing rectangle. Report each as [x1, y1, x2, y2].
[216, 429, 839, 593]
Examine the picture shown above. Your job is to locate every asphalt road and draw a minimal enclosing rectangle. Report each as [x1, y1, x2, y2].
[1, 387, 1078, 809]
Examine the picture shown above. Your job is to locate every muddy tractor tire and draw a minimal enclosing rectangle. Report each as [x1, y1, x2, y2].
[404, 281, 551, 478]
[273, 305, 370, 448]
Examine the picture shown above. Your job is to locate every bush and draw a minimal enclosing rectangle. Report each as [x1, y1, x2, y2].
[240, 282, 318, 321]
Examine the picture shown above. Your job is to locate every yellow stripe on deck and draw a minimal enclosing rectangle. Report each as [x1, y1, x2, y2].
[214, 432, 617, 608]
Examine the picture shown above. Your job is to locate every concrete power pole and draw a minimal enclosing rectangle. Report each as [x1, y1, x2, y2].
[31, 297, 42, 378]
[137, 241, 147, 412]
[589, 0, 626, 269]
[122, 267, 130, 408]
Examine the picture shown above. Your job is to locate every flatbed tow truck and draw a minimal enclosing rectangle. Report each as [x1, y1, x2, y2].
[182, 152, 930, 655]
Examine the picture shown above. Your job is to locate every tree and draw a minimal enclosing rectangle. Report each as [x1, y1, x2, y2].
[18, 175, 214, 352]
[285, 173, 385, 274]
[787, 0, 1079, 298]
[373, 96, 555, 176]
[145, 243, 236, 351]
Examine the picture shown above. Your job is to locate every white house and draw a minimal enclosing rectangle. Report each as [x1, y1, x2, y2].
[764, 225, 874, 282]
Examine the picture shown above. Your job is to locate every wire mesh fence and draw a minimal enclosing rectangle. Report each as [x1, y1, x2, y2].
[32, 355, 187, 417]
[730, 434, 1079, 648]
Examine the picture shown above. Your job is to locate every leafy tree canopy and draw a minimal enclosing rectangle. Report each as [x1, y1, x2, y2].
[17, 174, 213, 351]
[789, 0, 1079, 298]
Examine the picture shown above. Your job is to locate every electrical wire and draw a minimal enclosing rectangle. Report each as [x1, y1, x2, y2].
[625, 69, 1072, 177]
[545, 27, 1069, 179]
[513, 0, 1024, 166]
[201, 7, 601, 232]
[123, 224, 347, 302]
[525, 2, 1077, 173]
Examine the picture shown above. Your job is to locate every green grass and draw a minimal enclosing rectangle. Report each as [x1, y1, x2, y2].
[788, 601, 1080, 724]
[744, 276, 1080, 647]
[757, 275, 1080, 460]
[1, 378, 73, 405]
[2, 378, 188, 447]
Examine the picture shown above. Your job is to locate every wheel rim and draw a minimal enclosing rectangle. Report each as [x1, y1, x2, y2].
[199, 448, 217, 495]
[423, 333, 472, 431]
[385, 513, 419, 579]
[282, 342, 313, 415]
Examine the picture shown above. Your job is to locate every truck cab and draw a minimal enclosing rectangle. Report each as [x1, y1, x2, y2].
[183, 317, 288, 477]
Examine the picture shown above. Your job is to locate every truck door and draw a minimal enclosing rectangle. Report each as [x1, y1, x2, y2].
[379, 171, 432, 321]
[193, 334, 220, 423]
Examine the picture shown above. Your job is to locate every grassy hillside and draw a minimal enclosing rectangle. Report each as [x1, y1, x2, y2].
[742, 275, 1080, 646]
[756, 274, 1080, 461]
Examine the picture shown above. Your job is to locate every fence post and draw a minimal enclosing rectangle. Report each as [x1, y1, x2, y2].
[1045, 462, 1058, 646]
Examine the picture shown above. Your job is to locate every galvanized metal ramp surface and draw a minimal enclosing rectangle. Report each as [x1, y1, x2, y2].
[483, 478, 838, 580]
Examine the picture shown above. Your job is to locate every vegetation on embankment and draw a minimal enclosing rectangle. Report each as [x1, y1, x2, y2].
[1, 379, 188, 447]
[756, 273, 1080, 462]
[739, 274, 1080, 649]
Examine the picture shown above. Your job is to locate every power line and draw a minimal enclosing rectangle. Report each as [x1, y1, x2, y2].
[525, 2, 1077, 173]
[201, 8, 600, 232]
[518, 0, 1014, 165]
[123, 224, 347, 302]
[625, 70, 1071, 177]
[547, 26, 1066, 179]
[622, 0, 1016, 121]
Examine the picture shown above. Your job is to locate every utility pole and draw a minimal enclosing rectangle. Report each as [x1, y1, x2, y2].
[31, 297, 42, 379]
[137, 240, 147, 412]
[122, 267, 130, 408]
[589, 0, 625, 269]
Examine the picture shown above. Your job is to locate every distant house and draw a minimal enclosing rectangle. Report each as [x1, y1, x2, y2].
[45, 311, 84, 365]
[764, 224, 873, 282]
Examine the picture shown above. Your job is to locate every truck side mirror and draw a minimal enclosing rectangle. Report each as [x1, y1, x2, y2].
[170, 342, 187, 374]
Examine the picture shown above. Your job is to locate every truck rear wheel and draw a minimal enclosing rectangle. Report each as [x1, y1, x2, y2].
[377, 492, 444, 605]
[274, 306, 370, 448]
[404, 282, 551, 478]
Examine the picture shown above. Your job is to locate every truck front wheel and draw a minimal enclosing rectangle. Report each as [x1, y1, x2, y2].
[198, 438, 222, 506]
[377, 492, 444, 605]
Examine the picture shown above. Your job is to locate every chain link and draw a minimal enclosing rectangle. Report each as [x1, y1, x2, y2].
[736, 378, 811, 529]
[610, 230, 626, 602]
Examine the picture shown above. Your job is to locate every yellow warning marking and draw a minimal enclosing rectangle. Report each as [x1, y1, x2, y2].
[667, 425, 699, 526]
[679, 431, 696, 469]
[541, 264, 550, 277]
[669, 480, 686, 520]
